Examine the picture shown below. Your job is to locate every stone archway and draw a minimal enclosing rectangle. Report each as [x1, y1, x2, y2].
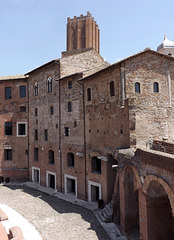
[122, 166, 141, 239]
[143, 175, 174, 240]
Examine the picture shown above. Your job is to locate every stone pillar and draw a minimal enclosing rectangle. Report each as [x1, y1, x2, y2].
[139, 189, 148, 240]
[119, 171, 126, 231]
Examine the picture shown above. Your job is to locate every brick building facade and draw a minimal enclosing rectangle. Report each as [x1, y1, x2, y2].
[1, 12, 174, 240]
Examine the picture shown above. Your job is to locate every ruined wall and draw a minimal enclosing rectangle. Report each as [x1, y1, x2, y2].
[124, 51, 174, 147]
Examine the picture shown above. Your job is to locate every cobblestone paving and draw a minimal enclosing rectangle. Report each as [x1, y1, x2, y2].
[0, 185, 110, 240]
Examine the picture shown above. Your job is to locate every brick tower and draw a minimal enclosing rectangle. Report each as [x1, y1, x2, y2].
[63, 12, 100, 56]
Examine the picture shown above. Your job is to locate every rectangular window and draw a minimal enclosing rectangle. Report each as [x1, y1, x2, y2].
[50, 106, 54, 115]
[35, 129, 38, 141]
[68, 81, 72, 89]
[17, 122, 27, 136]
[4, 149, 12, 161]
[92, 157, 101, 174]
[20, 106, 26, 112]
[35, 108, 38, 116]
[34, 148, 38, 161]
[20, 86, 26, 98]
[44, 129, 48, 141]
[5, 122, 12, 135]
[5, 87, 11, 99]
[64, 127, 69, 136]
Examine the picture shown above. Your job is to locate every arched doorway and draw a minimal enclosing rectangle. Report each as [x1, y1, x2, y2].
[124, 167, 140, 239]
[146, 180, 174, 240]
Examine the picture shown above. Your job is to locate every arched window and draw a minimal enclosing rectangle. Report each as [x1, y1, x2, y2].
[68, 81, 72, 89]
[68, 101, 72, 112]
[110, 81, 115, 97]
[135, 82, 140, 93]
[67, 152, 74, 168]
[87, 88, 91, 101]
[34, 83, 38, 96]
[34, 148, 38, 161]
[47, 77, 52, 93]
[49, 150, 54, 165]
[153, 82, 159, 92]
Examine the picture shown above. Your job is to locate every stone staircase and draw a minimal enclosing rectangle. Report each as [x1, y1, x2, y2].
[97, 201, 113, 223]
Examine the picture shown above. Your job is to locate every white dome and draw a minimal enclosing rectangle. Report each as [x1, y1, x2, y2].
[157, 35, 174, 51]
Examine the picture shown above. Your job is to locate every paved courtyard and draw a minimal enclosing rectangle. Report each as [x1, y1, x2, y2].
[0, 185, 110, 240]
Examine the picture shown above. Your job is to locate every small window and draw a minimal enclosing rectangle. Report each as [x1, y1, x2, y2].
[34, 148, 38, 161]
[68, 81, 72, 89]
[34, 83, 38, 96]
[135, 82, 140, 93]
[4, 149, 12, 161]
[49, 150, 54, 164]
[110, 81, 115, 97]
[44, 129, 48, 141]
[20, 106, 26, 112]
[35, 129, 38, 141]
[68, 102, 72, 112]
[50, 106, 54, 115]
[17, 123, 27, 136]
[35, 108, 38, 116]
[47, 77, 52, 93]
[87, 88, 91, 101]
[67, 152, 74, 168]
[5, 87, 11, 99]
[64, 127, 69, 136]
[20, 86, 26, 98]
[5, 122, 12, 135]
[153, 82, 159, 93]
[92, 156, 101, 174]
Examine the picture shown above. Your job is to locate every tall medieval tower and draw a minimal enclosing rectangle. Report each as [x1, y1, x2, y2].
[62, 12, 100, 56]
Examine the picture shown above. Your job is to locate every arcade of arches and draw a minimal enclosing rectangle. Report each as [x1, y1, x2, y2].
[114, 165, 174, 240]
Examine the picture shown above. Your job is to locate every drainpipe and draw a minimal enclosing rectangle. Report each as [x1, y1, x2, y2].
[78, 79, 87, 201]
[27, 76, 30, 181]
[167, 70, 172, 106]
[55, 61, 63, 192]
[120, 66, 125, 107]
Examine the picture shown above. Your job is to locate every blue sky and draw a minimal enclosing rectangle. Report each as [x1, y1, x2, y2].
[1, 0, 174, 76]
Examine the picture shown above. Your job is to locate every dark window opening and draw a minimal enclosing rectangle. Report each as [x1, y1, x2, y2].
[135, 82, 140, 93]
[91, 185, 100, 202]
[4, 149, 12, 161]
[67, 152, 74, 168]
[34, 148, 38, 161]
[67, 178, 76, 195]
[20, 86, 26, 98]
[35, 129, 38, 141]
[49, 150, 54, 165]
[68, 81, 72, 89]
[87, 88, 91, 101]
[92, 157, 101, 174]
[18, 123, 26, 136]
[64, 127, 69, 136]
[20, 106, 26, 112]
[5, 87, 11, 99]
[56, 124, 58, 129]
[47, 77, 52, 93]
[34, 84, 38, 96]
[48, 174, 55, 189]
[121, 129, 123, 134]
[35, 108, 38, 116]
[5, 122, 12, 135]
[74, 120, 77, 127]
[25, 149, 28, 155]
[153, 82, 159, 93]
[110, 81, 115, 97]
[44, 129, 48, 141]
[50, 106, 54, 115]
[68, 102, 72, 112]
